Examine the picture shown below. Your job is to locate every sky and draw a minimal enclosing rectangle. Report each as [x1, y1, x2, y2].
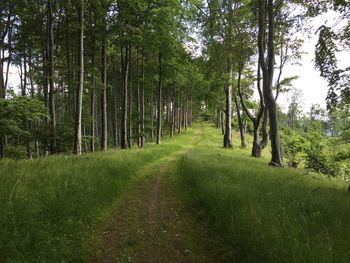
[278, 11, 349, 113]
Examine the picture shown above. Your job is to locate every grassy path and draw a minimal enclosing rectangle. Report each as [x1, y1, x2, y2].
[92, 125, 220, 263]
[3, 122, 348, 262]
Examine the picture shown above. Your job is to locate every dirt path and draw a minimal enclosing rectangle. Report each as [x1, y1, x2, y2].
[92, 126, 221, 263]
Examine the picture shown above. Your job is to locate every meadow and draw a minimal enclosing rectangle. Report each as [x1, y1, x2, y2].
[177, 123, 350, 263]
[0, 122, 349, 262]
[0, 132, 195, 262]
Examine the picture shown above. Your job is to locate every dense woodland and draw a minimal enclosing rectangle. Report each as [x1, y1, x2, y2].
[0, 0, 349, 178]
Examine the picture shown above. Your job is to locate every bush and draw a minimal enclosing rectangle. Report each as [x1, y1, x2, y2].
[281, 129, 309, 168]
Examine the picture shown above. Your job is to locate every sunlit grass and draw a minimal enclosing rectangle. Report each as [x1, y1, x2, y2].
[178, 122, 350, 263]
[0, 130, 195, 262]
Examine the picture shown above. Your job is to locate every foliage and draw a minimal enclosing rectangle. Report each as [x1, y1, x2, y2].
[0, 95, 47, 138]
[312, 2, 350, 110]
[281, 128, 309, 168]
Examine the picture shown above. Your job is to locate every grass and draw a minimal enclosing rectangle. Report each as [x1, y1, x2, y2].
[1, 122, 349, 262]
[177, 122, 350, 263]
[0, 130, 195, 262]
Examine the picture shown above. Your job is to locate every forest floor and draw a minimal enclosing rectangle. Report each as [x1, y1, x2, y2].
[92, 126, 223, 263]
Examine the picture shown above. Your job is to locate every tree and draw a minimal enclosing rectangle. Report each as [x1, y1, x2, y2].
[257, 0, 283, 166]
[101, 18, 108, 151]
[73, 0, 84, 155]
[156, 51, 162, 144]
[287, 87, 303, 129]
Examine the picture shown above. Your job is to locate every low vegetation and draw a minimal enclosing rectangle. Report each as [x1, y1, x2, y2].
[178, 123, 350, 263]
[0, 133, 196, 262]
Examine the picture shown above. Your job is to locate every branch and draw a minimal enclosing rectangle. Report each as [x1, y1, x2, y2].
[237, 65, 255, 122]
[213, 97, 226, 113]
[275, 35, 288, 101]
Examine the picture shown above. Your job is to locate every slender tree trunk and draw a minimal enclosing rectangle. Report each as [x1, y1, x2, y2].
[220, 111, 224, 135]
[83, 125, 88, 152]
[4, 25, 12, 95]
[73, 0, 84, 155]
[120, 45, 129, 149]
[170, 98, 175, 138]
[177, 94, 182, 134]
[140, 53, 145, 147]
[115, 57, 121, 147]
[47, 0, 56, 153]
[258, 0, 282, 166]
[137, 51, 141, 146]
[184, 96, 188, 130]
[235, 67, 246, 148]
[90, 43, 96, 152]
[65, 32, 72, 121]
[127, 48, 132, 148]
[101, 33, 108, 151]
[156, 51, 162, 144]
[223, 59, 233, 148]
[20, 53, 32, 159]
[43, 48, 49, 156]
[29, 54, 35, 98]
[0, 48, 5, 101]
[188, 96, 192, 127]
[235, 95, 246, 148]
[150, 100, 154, 139]
[216, 108, 220, 128]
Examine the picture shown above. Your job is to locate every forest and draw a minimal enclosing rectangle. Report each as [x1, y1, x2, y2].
[0, 0, 349, 262]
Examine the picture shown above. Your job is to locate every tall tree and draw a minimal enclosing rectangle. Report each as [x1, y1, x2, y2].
[156, 51, 162, 144]
[47, 0, 56, 153]
[73, 0, 84, 155]
[101, 21, 107, 151]
[257, 0, 283, 166]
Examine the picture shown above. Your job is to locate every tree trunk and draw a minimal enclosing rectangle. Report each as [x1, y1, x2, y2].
[177, 95, 182, 134]
[90, 43, 95, 153]
[258, 0, 282, 166]
[156, 51, 162, 144]
[220, 111, 224, 135]
[120, 45, 129, 149]
[150, 100, 154, 140]
[101, 33, 108, 151]
[137, 51, 141, 147]
[47, 0, 56, 153]
[235, 96, 246, 148]
[223, 59, 233, 148]
[170, 98, 175, 138]
[73, 0, 84, 155]
[140, 53, 145, 147]
[127, 48, 132, 148]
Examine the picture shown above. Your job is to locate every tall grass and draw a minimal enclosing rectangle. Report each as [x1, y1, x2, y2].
[178, 123, 350, 263]
[0, 131, 194, 262]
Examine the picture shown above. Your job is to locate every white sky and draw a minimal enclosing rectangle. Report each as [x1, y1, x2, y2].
[279, 11, 349, 113]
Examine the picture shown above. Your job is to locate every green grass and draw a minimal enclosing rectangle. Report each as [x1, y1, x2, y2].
[0, 130, 195, 262]
[177, 122, 350, 263]
[2, 122, 349, 262]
